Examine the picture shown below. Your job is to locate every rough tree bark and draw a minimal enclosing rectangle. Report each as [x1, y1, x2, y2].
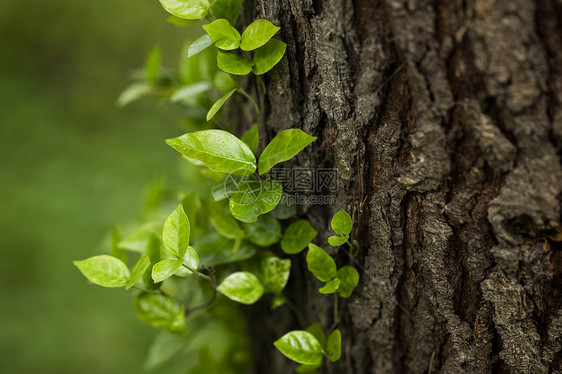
[240, 0, 562, 373]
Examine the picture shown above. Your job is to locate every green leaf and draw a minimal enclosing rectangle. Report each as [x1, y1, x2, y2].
[166, 129, 256, 175]
[281, 219, 317, 254]
[206, 88, 237, 121]
[145, 46, 161, 83]
[210, 0, 243, 25]
[258, 129, 316, 175]
[337, 266, 359, 298]
[169, 82, 212, 104]
[166, 15, 198, 27]
[143, 234, 163, 290]
[217, 51, 252, 75]
[213, 71, 238, 93]
[144, 330, 189, 370]
[187, 34, 213, 58]
[74, 255, 130, 288]
[305, 324, 326, 347]
[271, 294, 286, 310]
[162, 204, 190, 259]
[217, 271, 264, 304]
[202, 19, 241, 50]
[273, 331, 323, 365]
[240, 19, 280, 51]
[152, 259, 184, 283]
[208, 202, 245, 239]
[135, 293, 186, 336]
[319, 277, 341, 294]
[211, 174, 246, 201]
[126, 255, 151, 290]
[253, 39, 287, 75]
[229, 178, 283, 223]
[244, 213, 281, 246]
[326, 329, 342, 361]
[117, 83, 152, 107]
[296, 363, 321, 373]
[173, 246, 200, 276]
[261, 256, 291, 293]
[241, 124, 259, 154]
[196, 233, 256, 266]
[331, 210, 352, 236]
[271, 196, 297, 219]
[306, 244, 337, 282]
[158, 0, 210, 20]
[328, 235, 349, 247]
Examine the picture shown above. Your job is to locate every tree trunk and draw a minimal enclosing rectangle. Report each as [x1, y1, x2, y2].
[243, 0, 562, 372]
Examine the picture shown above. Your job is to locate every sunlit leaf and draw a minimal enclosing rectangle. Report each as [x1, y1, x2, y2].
[173, 246, 200, 276]
[319, 277, 340, 294]
[253, 39, 287, 75]
[207, 88, 237, 121]
[337, 266, 359, 298]
[258, 129, 316, 175]
[217, 271, 264, 304]
[152, 259, 183, 283]
[331, 210, 352, 236]
[280, 219, 317, 254]
[74, 255, 130, 288]
[273, 331, 323, 365]
[229, 178, 282, 223]
[158, 0, 210, 20]
[135, 293, 186, 336]
[328, 235, 348, 247]
[187, 34, 213, 58]
[305, 324, 326, 347]
[126, 255, 151, 290]
[261, 256, 291, 293]
[210, 0, 243, 25]
[202, 19, 241, 50]
[306, 244, 337, 282]
[162, 204, 190, 259]
[217, 51, 252, 75]
[240, 19, 280, 51]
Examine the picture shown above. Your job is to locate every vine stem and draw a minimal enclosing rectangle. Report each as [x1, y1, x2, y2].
[237, 87, 260, 115]
[182, 264, 211, 280]
[283, 296, 306, 329]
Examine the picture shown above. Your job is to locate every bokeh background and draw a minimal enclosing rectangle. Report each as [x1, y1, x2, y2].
[0, 1, 198, 372]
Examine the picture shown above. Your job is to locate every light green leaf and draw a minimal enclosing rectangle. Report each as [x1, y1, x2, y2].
[210, 0, 243, 25]
[306, 244, 337, 282]
[281, 219, 317, 254]
[117, 83, 152, 107]
[319, 277, 341, 294]
[166, 129, 256, 175]
[135, 293, 186, 336]
[271, 294, 286, 310]
[158, 0, 210, 20]
[273, 331, 323, 365]
[162, 204, 190, 259]
[253, 39, 287, 75]
[240, 19, 280, 51]
[143, 234, 163, 290]
[229, 178, 283, 223]
[241, 124, 259, 154]
[166, 15, 198, 27]
[305, 324, 326, 347]
[145, 46, 161, 83]
[187, 34, 213, 58]
[258, 129, 316, 175]
[209, 202, 245, 239]
[206, 88, 237, 121]
[74, 255, 130, 288]
[174, 246, 200, 276]
[213, 71, 238, 93]
[328, 235, 349, 247]
[217, 271, 264, 304]
[202, 19, 241, 50]
[152, 259, 184, 283]
[326, 329, 342, 361]
[244, 213, 281, 246]
[217, 51, 252, 75]
[126, 255, 151, 290]
[331, 210, 352, 236]
[337, 266, 359, 298]
[261, 256, 291, 293]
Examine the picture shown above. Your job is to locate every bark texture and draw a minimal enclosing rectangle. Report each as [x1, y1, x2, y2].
[243, 0, 562, 372]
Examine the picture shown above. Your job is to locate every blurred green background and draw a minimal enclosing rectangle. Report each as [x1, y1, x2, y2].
[0, 0, 198, 372]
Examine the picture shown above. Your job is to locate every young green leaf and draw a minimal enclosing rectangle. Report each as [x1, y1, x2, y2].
[331, 209, 352, 236]
[74, 255, 130, 288]
[173, 246, 200, 276]
[273, 331, 323, 365]
[158, 0, 210, 20]
[240, 19, 280, 51]
[206, 88, 237, 121]
[135, 293, 186, 336]
[217, 51, 252, 75]
[187, 34, 213, 58]
[305, 324, 326, 347]
[145, 46, 161, 84]
[328, 234, 349, 247]
[217, 271, 264, 304]
[271, 294, 287, 310]
[258, 129, 316, 175]
[336, 266, 359, 298]
[202, 19, 241, 50]
[253, 39, 287, 75]
[306, 244, 337, 282]
[261, 256, 291, 293]
[166, 130, 257, 175]
[326, 329, 342, 361]
[244, 213, 281, 246]
[162, 204, 190, 259]
[241, 124, 259, 154]
[319, 277, 341, 294]
[281, 219, 317, 254]
[126, 255, 151, 290]
[152, 259, 183, 283]
[229, 178, 282, 223]
[210, 0, 243, 25]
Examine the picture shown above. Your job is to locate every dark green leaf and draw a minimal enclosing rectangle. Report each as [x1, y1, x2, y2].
[217, 271, 264, 304]
[166, 129, 257, 175]
[74, 255, 130, 288]
[241, 124, 259, 154]
[336, 266, 359, 298]
[306, 244, 337, 282]
[271, 196, 297, 219]
[202, 19, 241, 50]
[196, 232, 256, 266]
[252, 39, 287, 75]
[328, 235, 348, 247]
[229, 178, 283, 223]
[135, 293, 186, 336]
[240, 19, 280, 51]
[126, 255, 151, 290]
[331, 210, 352, 236]
[258, 129, 316, 175]
[152, 259, 184, 283]
[158, 0, 210, 20]
[244, 213, 281, 246]
[326, 329, 341, 361]
[207, 88, 237, 121]
[261, 256, 291, 293]
[281, 219, 317, 254]
[217, 51, 252, 75]
[319, 277, 340, 294]
[210, 0, 243, 25]
[162, 204, 190, 259]
[273, 331, 323, 365]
